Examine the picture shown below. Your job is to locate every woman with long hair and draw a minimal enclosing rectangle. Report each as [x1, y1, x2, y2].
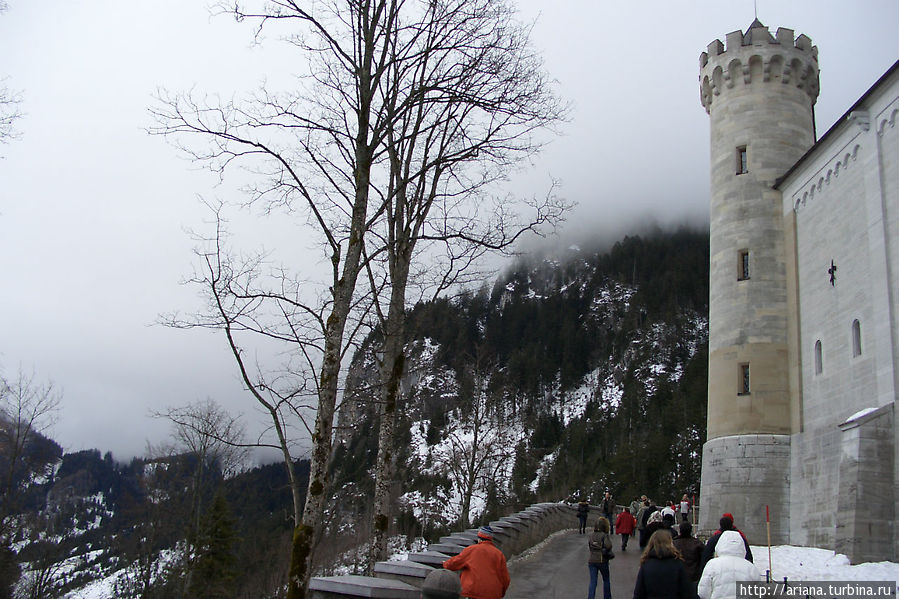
[587, 516, 613, 599]
[632, 530, 695, 599]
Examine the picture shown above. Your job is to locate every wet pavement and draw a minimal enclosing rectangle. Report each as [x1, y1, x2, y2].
[506, 530, 641, 599]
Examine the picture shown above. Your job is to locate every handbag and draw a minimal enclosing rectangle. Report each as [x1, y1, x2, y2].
[603, 546, 615, 560]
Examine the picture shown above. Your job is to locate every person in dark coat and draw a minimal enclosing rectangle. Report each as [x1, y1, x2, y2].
[662, 514, 678, 537]
[632, 530, 695, 599]
[700, 514, 753, 572]
[600, 492, 616, 534]
[673, 522, 704, 587]
[587, 517, 613, 599]
[638, 502, 657, 549]
[577, 500, 590, 534]
[644, 511, 672, 544]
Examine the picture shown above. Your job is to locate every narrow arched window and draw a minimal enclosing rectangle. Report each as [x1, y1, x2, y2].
[852, 320, 862, 357]
[814, 340, 823, 375]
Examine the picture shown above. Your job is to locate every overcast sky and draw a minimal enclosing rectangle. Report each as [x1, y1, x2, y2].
[1, 1, 896, 462]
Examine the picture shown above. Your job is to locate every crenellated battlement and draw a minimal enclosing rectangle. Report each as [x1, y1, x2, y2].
[699, 20, 819, 113]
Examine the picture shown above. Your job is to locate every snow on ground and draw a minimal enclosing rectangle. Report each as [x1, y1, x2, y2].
[64, 573, 119, 599]
[529, 449, 558, 493]
[62, 547, 183, 599]
[751, 545, 899, 586]
[558, 368, 623, 425]
[55, 539, 899, 597]
[843, 407, 879, 423]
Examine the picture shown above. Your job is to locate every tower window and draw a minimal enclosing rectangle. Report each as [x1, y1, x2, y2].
[814, 340, 823, 375]
[852, 320, 862, 357]
[737, 146, 748, 175]
[738, 250, 750, 280]
[738, 363, 750, 395]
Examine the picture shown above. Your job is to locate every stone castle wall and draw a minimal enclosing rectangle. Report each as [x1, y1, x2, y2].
[778, 65, 899, 561]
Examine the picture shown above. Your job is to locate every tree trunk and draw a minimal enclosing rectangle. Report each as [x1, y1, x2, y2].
[368, 257, 411, 570]
[288, 156, 372, 599]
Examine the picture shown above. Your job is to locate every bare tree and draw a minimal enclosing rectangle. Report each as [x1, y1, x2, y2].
[17, 551, 63, 599]
[0, 368, 61, 533]
[160, 209, 349, 598]
[435, 365, 514, 529]
[113, 446, 191, 599]
[152, 0, 567, 592]
[0, 82, 20, 144]
[150, 0, 410, 593]
[154, 398, 247, 597]
[0, 368, 60, 598]
[363, 0, 568, 566]
[0, 2, 22, 145]
[160, 398, 248, 480]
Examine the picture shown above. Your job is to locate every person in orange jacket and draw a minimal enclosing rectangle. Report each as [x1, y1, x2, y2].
[443, 526, 511, 599]
[614, 507, 638, 551]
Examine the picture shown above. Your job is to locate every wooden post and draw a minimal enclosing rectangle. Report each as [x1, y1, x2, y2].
[766, 505, 772, 582]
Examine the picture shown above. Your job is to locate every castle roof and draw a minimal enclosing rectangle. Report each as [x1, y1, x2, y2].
[747, 18, 766, 30]
[775, 59, 899, 189]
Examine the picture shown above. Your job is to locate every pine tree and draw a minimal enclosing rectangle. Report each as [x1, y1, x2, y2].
[187, 493, 238, 599]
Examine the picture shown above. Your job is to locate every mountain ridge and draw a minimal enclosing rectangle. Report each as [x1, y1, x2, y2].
[3, 226, 710, 597]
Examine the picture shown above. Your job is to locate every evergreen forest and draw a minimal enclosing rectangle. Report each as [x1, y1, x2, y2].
[0, 226, 710, 597]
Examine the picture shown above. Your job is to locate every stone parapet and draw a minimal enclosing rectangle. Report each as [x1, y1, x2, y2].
[309, 574, 420, 599]
[699, 22, 819, 114]
[310, 502, 576, 599]
[373, 560, 435, 588]
[438, 533, 476, 547]
[406, 550, 451, 567]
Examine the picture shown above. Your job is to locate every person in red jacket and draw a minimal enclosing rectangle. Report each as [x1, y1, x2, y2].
[615, 507, 637, 551]
[443, 526, 510, 599]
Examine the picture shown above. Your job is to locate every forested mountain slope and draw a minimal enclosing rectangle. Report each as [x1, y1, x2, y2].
[2, 227, 709, 597]
[333, 227, 710, 536]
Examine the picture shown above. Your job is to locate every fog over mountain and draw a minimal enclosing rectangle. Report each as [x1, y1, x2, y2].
[0, 0, 895, 459]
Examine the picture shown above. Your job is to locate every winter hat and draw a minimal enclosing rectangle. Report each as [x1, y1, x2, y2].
[477, 526, 494, 539]
[722, 512, 735, 523]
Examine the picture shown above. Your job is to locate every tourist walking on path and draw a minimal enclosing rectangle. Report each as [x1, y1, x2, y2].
[700, 514, 753, 571]
[644, 511, 671, 543]
[601, 492, 616, 533]
[632, 530, 695, 599]
[679, 495, 691, 523]
[615, 508, 637, 551]
[630, 497, 644, 518]
[698, 530, 762, 599]
[587, 517, 614, 599]
[661, 502, 676, 521]
[673, 521, 704, 593]
[636, 500, 651, 549]
[443, 526, 510, 599]
[503, 526, 640, 598]
[578, 500, 591, 534]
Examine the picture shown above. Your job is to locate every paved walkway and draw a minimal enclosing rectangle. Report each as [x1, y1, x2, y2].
[506, 530, 641, 599]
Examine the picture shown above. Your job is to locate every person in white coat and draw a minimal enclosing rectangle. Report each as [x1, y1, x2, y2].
[697, 530, 761, 599]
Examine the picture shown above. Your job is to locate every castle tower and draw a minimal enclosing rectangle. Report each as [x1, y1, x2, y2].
[698, 20, 819, 543]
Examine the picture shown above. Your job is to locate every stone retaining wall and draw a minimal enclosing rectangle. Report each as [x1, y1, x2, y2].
[309, 502, 579, 598]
